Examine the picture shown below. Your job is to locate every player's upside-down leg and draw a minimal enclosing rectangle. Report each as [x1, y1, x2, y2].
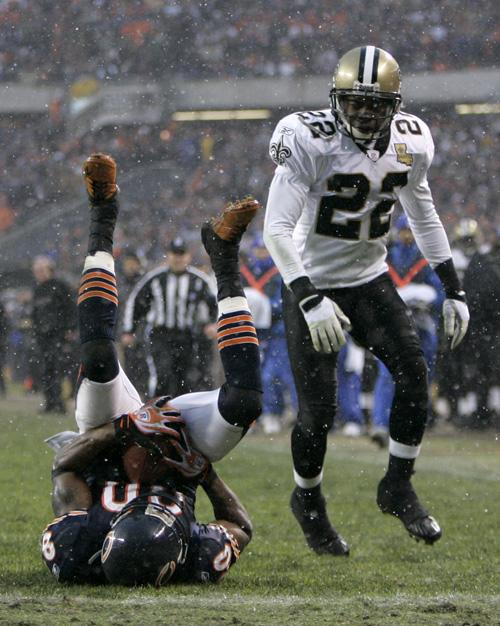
[75, 153, 262, 461]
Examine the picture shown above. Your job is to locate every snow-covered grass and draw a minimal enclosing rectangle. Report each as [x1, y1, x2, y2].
[1, 394, 498, 625]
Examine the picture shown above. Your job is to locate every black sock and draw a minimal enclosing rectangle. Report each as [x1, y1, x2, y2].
[295, 485, 322, 501]
[202, 226, 244, 299]
[87, 198, 119, 255]
[385, 454, 415, 482]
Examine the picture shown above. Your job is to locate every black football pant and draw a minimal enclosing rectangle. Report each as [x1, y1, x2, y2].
[283, 273, 428, 479]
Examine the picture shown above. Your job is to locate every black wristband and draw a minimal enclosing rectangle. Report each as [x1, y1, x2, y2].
[289, 276, 316, 301]
[434, 258, 466, 301]
[289, 276, 322, 311]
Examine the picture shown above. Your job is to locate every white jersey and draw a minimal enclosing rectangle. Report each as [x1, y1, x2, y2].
[264, 109, 452, 289]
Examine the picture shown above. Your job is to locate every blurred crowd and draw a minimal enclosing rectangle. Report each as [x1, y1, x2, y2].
[0, 0, 497, 83]
[0, 109, 498, 268]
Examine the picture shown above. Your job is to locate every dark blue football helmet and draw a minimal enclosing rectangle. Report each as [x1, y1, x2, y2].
[101, 501, 187, 586]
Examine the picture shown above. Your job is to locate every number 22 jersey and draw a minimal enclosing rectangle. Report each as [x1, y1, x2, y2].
[264, 109, 452, 289]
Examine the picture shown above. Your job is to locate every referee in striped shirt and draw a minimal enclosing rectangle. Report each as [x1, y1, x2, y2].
[121, 237, 217, 397]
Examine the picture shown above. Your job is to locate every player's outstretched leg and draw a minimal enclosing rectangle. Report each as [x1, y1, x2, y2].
[281, 289, 350, 557]
[201, 197, 262, 428]
[375, 345, 442, 545]
[78, 154, 120, 383]
[75, 154, 143, 433]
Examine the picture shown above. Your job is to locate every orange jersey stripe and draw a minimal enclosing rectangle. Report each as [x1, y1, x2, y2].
[217, 314, 253, 329]
[77, 291, 118, 306]
[79, 280, 118, 296]
[217, 325, 256, 339]
[218, 336, 259, 350]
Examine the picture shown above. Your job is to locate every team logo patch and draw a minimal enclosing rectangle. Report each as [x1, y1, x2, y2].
[101, 530, 116, 563]
[270, 137, 292, 165]
[394, 143, 413, 166]
[155, 560, 177, 586]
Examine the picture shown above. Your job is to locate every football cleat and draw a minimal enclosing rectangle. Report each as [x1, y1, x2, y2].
[204, 196, 261, 245]
[290, 487, 350, 556]
[377, 476, 442, 545]
[83, 153, 118, 202]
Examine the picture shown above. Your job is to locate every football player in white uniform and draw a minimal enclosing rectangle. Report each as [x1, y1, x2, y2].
[264, 46, 469, 554]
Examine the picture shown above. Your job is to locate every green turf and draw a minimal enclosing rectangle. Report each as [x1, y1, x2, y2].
[0, 393, 499, 625]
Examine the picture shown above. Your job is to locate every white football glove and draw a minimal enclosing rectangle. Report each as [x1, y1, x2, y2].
[443, 298, 470, 350]
[300, 296, 351, 353]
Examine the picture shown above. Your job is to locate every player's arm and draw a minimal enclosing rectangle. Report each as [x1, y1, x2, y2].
[51, 423, 116, 515]
[263, 116, 311, 286]
[264, 117, 350, 353]
[52, 408, 183, 515]
[200, 466, 252, 551]
[398, 125, 469, 349]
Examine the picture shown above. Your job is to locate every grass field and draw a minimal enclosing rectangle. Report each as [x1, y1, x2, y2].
[0, 392, 499, 626]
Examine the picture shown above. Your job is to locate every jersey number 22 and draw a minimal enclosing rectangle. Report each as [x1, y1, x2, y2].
[316, 172, 408, 240]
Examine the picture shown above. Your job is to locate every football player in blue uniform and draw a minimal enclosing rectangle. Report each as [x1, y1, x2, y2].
[42, 408, 250, 585]
[41, 153, 262, 585]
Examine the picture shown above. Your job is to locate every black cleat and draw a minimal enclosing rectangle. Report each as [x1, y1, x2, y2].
[290, 487, 350, 556]
[377, 476, 442, 545]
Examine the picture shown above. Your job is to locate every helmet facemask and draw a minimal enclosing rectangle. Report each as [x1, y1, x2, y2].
[331, 89, 401, 141]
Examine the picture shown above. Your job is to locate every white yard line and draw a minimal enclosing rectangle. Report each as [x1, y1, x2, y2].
[1, 592, 499, 609]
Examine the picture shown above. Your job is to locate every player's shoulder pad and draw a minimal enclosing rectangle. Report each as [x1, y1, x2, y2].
[392, 111, 433, 158]
[270, 109, 335, 165]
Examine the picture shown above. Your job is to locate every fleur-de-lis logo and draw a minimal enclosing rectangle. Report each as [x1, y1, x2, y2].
[270, 136, 292, 165]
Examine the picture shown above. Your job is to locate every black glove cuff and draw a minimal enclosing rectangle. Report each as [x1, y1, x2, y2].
[290, 276, 323, 312]
[289, 276, 323, 311]
[434, 258, 466, 301]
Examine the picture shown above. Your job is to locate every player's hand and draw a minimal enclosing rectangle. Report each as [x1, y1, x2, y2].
[443, 298, 470, 350]
[300, 295, 351, 353]
[114, 397, 185, 447]
[162, 433, 211, 481]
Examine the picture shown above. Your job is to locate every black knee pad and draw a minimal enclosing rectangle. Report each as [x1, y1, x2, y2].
[297, 402, 335, 434]
[218, 384, 262, 428]
[80, 339, 119, 383]
[393, 351, 428, 404]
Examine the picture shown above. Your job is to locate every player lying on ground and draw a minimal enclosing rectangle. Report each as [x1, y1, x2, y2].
[41, 153, 262, 585]
[264, 46, 470, 554]
[42, 408, 251, 585]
